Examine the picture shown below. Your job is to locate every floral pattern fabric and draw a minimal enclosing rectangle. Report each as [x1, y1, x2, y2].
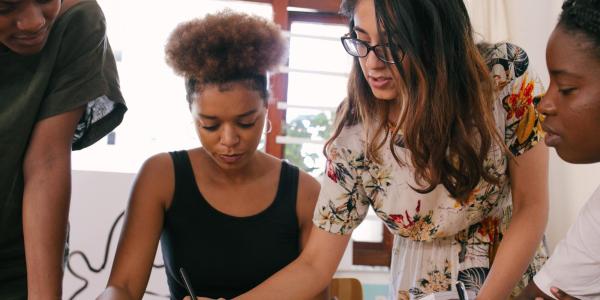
[313, 43, 548, 299]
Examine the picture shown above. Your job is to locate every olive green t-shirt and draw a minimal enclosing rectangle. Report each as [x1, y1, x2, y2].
[0, 1, 126, 296]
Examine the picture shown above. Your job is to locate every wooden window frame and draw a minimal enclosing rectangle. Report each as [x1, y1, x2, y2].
[260, 0, 346, 158]
[353, 225, 393, 266]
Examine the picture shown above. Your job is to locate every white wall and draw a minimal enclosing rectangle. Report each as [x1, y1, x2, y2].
[503, 0, 600, 251]
[504, 0, 562, 85]
[64, 170, 169, 299]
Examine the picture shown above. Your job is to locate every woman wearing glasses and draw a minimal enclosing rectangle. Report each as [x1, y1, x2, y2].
[235, 0, 549, 300]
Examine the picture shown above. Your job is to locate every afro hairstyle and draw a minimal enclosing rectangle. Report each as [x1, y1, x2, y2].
[165, 10, 287, 84]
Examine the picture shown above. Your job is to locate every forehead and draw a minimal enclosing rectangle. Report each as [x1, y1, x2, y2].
[193, 84, 263, 114]
[547, 28, 600, 75]
[353, 0, 377, 34]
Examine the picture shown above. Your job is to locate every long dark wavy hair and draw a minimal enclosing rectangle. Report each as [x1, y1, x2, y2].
[327, 0, 504, 201]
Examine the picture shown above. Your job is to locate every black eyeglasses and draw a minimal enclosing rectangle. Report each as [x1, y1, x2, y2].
[341, 35, 403, 64]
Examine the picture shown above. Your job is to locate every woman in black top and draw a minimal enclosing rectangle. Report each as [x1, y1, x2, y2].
[98, 10, 324, 300]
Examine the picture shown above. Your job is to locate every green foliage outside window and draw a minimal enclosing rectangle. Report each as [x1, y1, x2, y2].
[283, 112, 333, 176]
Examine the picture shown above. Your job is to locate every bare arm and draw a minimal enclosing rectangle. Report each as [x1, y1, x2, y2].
[232, 224, 350, 300]
[297, 172, 321, 251]
[478, 142, 549, 299]
[296, 172, 330, 300]
[22, 107, 84, 299]
[97, 153, 174, 300]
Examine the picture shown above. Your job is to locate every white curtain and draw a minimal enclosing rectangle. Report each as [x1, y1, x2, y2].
[464, 0, 510, 43]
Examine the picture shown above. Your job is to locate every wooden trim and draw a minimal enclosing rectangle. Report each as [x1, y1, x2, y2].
[266, 74, 288, 158]
[265, 0, 289, 158]
[352, 224, 393, 267]
[288, 11, 347, 25]
[288, 0, 341, 13]
[242, 0, 342, 13]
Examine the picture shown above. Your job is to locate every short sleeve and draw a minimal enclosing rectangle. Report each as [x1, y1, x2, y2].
[313, 127, 370, 235]
[481, 42, 545, 156]
[533, 186, 600, 299]
[39, 1, 126, 150]
[501, 70, 545, 156]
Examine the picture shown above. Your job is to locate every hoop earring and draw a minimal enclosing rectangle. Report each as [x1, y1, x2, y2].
[266, 119, 272, 134]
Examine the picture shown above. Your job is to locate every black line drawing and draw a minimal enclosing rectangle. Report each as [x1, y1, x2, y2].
[66, 211, 168, 299]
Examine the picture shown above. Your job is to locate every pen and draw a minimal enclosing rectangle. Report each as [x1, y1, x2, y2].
[179, 267, 197, 299]
[456, 281, 468, 300]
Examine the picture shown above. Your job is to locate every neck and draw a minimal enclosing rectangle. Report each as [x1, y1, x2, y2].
[202, 148, 266, 184]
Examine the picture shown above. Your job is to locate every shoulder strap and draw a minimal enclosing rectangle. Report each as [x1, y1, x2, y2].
[274, 160, 299, 212]
[168, 151, 198, 204]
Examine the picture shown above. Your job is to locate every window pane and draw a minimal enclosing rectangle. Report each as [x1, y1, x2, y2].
[351, 207, 384, 243]
[282, 108, 333, 177]
[283, 22, 350, 176]
[287, 72, 348, 108]
[288, 22, 352, 74]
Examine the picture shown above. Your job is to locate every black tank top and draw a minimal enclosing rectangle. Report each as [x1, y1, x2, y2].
[160, 151, 300, 300]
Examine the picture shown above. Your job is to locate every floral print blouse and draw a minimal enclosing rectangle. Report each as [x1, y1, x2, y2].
[313, 43, 548, 299]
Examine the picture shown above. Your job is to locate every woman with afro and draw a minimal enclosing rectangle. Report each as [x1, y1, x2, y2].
[98, 10, 325, 300]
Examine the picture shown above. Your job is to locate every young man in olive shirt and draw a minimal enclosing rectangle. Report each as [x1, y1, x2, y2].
[0, 0, 126, 298]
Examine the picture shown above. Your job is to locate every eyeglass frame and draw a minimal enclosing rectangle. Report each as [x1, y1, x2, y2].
[340, 34, 403, 64]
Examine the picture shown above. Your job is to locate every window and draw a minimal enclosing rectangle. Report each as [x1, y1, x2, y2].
[281, 20, 350, 177]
